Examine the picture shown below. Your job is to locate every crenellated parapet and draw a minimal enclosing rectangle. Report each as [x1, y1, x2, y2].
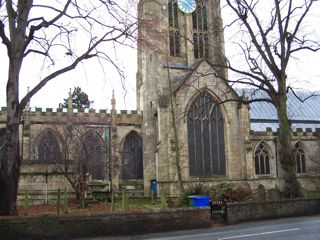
[0, 106, 115, 128]
[250, 127, 320, 142]
[0, 106, 142, 122]
[115, 110, 143, 126]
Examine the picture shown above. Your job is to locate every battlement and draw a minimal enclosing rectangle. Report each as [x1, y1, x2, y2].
[116, 110, 143, 125]
[250, 127, 320, 137]
[0, 106, 143, 126]
[0, 106, 142, 116]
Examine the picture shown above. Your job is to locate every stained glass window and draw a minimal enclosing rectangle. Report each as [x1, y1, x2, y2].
[187, 92, 225, 177]
[254, 142, 271, 175]
[38, 130, 62, 163]
[84, 132, 105, 180]
[122, 132, 143, 179]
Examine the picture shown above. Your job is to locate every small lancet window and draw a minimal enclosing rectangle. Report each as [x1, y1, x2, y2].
[254, 142, 271, 175]
[168, 0, 180, 57]
[192, 0, 209, 59]
[293, 141, 306, 174]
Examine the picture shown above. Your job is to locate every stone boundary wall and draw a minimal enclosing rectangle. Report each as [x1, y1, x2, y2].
[226, 198, 320, 224]
[0, 208, 210, 240]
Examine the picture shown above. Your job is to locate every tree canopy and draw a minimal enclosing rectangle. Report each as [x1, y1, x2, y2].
[62, 87, 92, 110]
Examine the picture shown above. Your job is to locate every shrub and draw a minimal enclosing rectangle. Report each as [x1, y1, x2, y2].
[177, 189, 193, 207]
[210, 182, 234, 201]
[210, 182, 252, 202]
[187, 182, 210, 195]
[228, 183, 252, 201]
[177, 183, 211, 207]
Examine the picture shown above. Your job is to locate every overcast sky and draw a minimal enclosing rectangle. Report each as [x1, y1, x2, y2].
[0, 1, 319, 111]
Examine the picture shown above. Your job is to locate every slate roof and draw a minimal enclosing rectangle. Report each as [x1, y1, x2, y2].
[246, 90, 320, 132]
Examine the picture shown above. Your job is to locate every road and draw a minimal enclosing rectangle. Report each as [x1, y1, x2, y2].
[95, 215, 320, 240]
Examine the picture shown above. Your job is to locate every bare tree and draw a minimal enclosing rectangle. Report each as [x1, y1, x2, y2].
[222, 0, 320, 197]
[0, 0, 136, 215]
[55, 124, 108, 204]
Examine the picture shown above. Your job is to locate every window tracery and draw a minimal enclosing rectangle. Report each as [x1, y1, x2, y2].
[37, 130, 62, 163]
[84, 132, 105, 180]
[192, 0, 208, 59]
[293, 141, 306, 174]
[254, 142, 271, 175]
[168, 0, 180, 56]
[187, 91, 225, 177]
[122, 132, 143, 179]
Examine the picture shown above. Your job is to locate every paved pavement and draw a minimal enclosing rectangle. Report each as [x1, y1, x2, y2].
[86, 215, 320, 240]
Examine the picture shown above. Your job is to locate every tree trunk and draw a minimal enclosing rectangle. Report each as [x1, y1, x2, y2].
[0, 47, 24, 215]
[167, 65, 184, 193]
[0, 125, 21, 215]
[276, 93, 300, 198]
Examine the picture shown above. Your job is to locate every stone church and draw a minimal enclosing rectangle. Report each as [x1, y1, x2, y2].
[1, 0, 320, 204]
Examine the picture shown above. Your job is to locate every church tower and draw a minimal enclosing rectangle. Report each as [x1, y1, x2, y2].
[137, 0, 232, 195]
[137, 0, 226, 110]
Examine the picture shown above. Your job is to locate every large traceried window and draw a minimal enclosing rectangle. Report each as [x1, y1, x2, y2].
[168, 0, 180, 57]
[122, 132, 143, 179]
[187, 91, 225, 177]
[254, 142, 271, 175]
[192, 0, 209, 59]
[38, 130, 62, 163]
[293, 141, 306, 174]
[84, 132, 105, 180]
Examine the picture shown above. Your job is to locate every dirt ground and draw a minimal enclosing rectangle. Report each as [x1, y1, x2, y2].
[15, 197, 162, 217]
[17, 201, 108, 216]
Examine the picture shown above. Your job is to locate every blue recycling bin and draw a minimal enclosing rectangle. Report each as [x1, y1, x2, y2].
[151, 179, 157, 196]
[189, 195, 210, 207]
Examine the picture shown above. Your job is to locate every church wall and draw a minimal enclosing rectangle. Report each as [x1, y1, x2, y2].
[174, 62, 246, 182]
[247, 128, 320, 192]
[152, 61, 250, 196]
[0, 106, 144, 203]
[114, 112, 143, 186]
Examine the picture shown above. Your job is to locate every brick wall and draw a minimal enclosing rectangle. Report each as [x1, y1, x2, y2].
[0, 208, 211, 240]
[226, 198, 320, 224]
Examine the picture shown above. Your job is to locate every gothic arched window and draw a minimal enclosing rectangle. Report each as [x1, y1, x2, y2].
[168, 0, 180, 56]
[187, 91, 225, 177]
[293, 141, 306, 174]
[38, 130, 62, 163]
[84, 132, 105, 180]
[192, 0, 209, 59]
[122, 132, 143, 179]
[254, 142, 271, 175]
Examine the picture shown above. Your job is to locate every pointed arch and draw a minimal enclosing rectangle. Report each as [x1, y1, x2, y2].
[293, 140, 307, 174]
[168, 0, 180, 57]
[187, 91, 225, 177]
[83, 130, 106, 180]
[192, 0, 208, 59]
[36, 128, 62, 163]
[254, 141, 271, 175]
[121, 131, 143, 180]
